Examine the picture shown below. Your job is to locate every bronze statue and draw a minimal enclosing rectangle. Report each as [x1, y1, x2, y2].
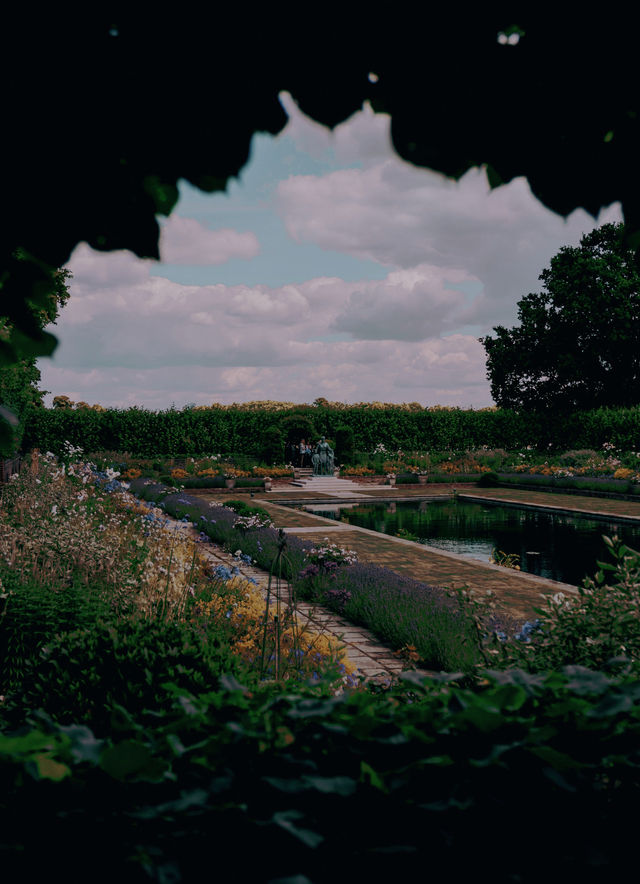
[313, 437, 335, 476]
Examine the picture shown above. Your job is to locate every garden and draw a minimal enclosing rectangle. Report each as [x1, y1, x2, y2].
[3, 438, 640, 880]
[3, 33, 640, 878]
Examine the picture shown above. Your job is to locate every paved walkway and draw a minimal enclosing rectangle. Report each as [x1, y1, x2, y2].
[458, 487, 640, 522]
[172, 520, 405, 683]
[188, 479, 639, 627]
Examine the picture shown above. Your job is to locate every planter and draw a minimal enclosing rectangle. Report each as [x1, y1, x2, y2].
[388, 476, 396, 487]
[263, 478, 272, 491]
[418, 475, 428, 485]
[225, 478, 236, 489]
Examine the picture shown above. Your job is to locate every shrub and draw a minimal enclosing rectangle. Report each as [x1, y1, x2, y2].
[6, 667, 640, 881]
[492, 536, 640, 672]
[223, 499, 271, 520]
[334, 425, 355, 464]
[0, 570, 120, 694]
[5, 615, 245, 732]
[477, 470, 500, 487]
[295, 558, 479, 671]
[259, 425, 284, 465]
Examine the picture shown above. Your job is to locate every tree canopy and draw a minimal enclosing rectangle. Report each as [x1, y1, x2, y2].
[1, 11, 638, 444]
[0, 267, 70, 454]
[480, 223, 640, 412]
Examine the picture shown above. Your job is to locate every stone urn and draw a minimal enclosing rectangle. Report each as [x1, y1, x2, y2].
[418, 474, 428, 485]
[225, 477, 236, 489]
[263, 478, 272, 491]
[388, 474, 396, 487]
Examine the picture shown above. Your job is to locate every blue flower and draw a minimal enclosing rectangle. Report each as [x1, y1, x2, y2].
[515, 619, 542, 642]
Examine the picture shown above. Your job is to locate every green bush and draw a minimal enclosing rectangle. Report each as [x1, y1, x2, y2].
[477, 470, 500, 487]
[23, 402, 640, 456]
[5, 615, 244, 732]
[3, 668, 640, 881]
[493, 537, 640, 672]
[223, 499, 271, 519]
[498, 473, 635, 495]
[334, 425, 355, 464]
[0, 568, 125, 694]
[260, 424, 284, 465]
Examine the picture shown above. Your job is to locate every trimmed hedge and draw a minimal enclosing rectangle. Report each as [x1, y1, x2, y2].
[497, 473, 639, 495]
[22, 404, 640, 456]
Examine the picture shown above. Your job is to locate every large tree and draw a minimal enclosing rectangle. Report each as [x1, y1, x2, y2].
[480, 223, 640, 412]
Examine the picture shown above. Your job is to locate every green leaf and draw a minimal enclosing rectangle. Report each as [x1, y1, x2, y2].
[360, 761, 387, 792]
[563, 666, 612, 696]
[32, 754, 71, 781]
[100, 740, 167, 781]
[530, 745, 582, 771]
[588, 692, 633, 718]
[272, 810, 324, 848]
[58, 724, 105, 764]
[304, 775, 357, 796]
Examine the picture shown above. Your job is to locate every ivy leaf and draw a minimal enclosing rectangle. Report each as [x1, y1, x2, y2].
[31, 754, 71, 781]
[100, 740, 167, 781]
[271, 810, 324, 848]
[588, 692, 634, 718]
[58, 724, 105, 764]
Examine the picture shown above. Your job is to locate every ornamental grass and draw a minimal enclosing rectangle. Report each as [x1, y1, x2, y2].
[0, 452, 351, 699]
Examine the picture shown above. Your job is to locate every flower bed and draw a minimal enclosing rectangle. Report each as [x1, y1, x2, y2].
[129, 479, 481, 671]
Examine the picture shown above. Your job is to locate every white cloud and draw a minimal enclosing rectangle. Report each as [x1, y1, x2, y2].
[279, 93, 393, 168]
[44, 243, 494, 408]
[43, 101, 624, 413]
[276, 124, 624, 332]
[159, 215, 260, 265]
[332, 266, 473, 340]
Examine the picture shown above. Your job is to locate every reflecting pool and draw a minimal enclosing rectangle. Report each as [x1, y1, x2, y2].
[298, 498, 640, 586]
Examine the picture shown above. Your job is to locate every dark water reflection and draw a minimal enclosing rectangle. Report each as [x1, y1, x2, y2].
[300, 499, 640, 586]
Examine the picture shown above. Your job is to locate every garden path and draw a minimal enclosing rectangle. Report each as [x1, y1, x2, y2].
[255, 501, 578, 624]
[458, 488, 640, 522]
[188, 485, 580, 622]
[187, 481, 640, 634]
[170, 520, 406, 685]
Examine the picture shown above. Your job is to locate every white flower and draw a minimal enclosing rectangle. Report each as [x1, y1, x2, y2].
[51, 505, 58, 516]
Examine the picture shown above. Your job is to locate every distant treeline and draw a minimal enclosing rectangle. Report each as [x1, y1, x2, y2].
[21, 404, 640, 456]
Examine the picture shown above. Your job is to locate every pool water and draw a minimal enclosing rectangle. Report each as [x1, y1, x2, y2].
[299, 498, 640, 586]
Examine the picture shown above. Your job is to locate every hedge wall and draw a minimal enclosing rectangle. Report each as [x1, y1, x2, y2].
[22, 404, 640, 456]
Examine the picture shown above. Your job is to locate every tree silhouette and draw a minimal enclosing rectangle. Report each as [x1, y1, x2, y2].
[481, 224, 640, 412]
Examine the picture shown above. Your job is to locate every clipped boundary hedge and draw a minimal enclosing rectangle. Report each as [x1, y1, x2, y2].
[22, 404, 640, 456]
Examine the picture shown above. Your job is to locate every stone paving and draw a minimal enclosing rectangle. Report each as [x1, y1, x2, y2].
[187, 479, 639, 645]
[257, 502, 577, 625]
[458, 487, 640, 522]
[172, 520, 405, 683]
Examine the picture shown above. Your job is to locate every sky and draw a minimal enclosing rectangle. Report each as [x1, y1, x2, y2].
[39, 93, 623, 410]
